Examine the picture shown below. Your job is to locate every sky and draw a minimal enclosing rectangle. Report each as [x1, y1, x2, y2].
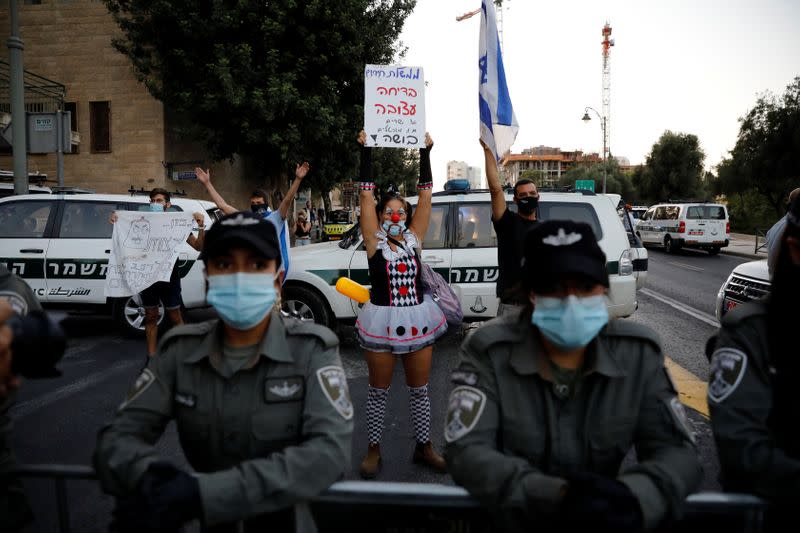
[396, 0, 800, 190]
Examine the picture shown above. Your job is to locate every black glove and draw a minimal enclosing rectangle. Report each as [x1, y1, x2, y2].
[419, 143, 433, 188]
[560, 471, 644, 533]
[110, 462, 202, 533]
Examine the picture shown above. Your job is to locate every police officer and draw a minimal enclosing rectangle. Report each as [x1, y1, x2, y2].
[444, 220, 701, 532]
[0, 264, 45, 532]
[707, 196, 800, 530]
[94, 212, 353, 533]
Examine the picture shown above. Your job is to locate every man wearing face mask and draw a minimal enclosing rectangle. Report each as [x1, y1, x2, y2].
[445, 220, 701, 532]
[94, 211, 353, 533]
[707, 196, 800, 531]
[195, 163, 310, 279]
[482, 142, 540, 315]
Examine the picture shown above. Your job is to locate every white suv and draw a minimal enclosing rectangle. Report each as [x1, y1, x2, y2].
[636, 202, 730, 254]
[715, 259, 770, 321]
[0, 192, 221, 334]
[283, 190, 645, 328]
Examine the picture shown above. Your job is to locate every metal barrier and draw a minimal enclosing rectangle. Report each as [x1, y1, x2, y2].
[13, 464, 769, 533]
[755, 228, 768, 254]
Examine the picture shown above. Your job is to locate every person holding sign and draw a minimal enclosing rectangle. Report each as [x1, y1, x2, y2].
[109, 188, 205, 359]
[354, 129, 448, 479]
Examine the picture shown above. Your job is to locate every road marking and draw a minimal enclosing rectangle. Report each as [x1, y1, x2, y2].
[10, 360, 139, 419]
[640, 288, 719, 327]
[665, 357, 709, 418]
[668, 261, 704, 272]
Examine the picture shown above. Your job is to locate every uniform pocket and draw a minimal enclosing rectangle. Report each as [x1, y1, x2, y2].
[589, 416, 635, 473]
[176, 407, 211, 462]
[250, 405, 302, 455]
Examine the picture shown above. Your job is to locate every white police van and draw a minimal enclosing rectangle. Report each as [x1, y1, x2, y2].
[283, 188, 645, 328]
[0, 192, 220, 334]
[636, 201, 730, 254]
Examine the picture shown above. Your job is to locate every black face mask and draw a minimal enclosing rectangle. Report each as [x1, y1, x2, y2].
[251, 204, 266, 215]
[517, 196, 539, 215]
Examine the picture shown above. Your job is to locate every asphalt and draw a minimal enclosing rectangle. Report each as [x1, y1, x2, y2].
[720, 232, 768, 261]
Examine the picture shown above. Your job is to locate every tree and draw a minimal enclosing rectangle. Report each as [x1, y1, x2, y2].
[716, 76, 800, 216]
[636, 131, 706, 203]
[558, 159, 637, 201]
[371, 147, 420, 196]
[103, 0, 417, 192]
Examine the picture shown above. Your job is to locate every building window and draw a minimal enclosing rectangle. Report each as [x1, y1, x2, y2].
[90, 101, 111, 153]
[64, 102, 79, 154]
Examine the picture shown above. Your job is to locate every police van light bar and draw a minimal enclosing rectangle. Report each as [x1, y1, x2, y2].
[444, 179, 470, 192]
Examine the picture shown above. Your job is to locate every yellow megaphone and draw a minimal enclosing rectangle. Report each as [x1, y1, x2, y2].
[335, 277, 370, 304]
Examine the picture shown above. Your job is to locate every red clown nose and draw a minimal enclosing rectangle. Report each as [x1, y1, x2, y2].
[391, 213, 400, 223]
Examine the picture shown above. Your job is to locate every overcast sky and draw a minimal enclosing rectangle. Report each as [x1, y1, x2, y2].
[396, 0, 800, 190]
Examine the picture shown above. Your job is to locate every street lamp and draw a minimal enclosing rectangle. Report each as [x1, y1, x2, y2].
[582, 106, 607, 194]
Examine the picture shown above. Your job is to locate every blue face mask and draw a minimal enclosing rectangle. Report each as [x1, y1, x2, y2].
[531, 294, 609, 350]
[149, 203, 164, 212]
[382, 219, 406, 236]
[206, 272, 277, 330]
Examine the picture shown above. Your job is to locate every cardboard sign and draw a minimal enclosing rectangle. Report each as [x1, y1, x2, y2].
[364, 64, 426, 149]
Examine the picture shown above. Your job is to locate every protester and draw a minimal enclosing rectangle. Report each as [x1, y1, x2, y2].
[110, 188, 205, 359]
[707, 195, 800, 530]
[294, 210, 312, 246]
[354, 130, 448, 479]
[94, 212, 353, 533]
[765, 187, 800, 277]
[445, 220, 701, 532]
[195, 163, 310, 278]
[317, 206, 326, 226]
[482, 141, 540, 315]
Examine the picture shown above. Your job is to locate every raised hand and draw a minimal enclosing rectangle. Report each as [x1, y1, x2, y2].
[295, 162, 311, 180]
[194, 167, 210, 185]
[357, 130, 367, 146]
[192, 212, 205, 228]
[425, 132, 434, 150]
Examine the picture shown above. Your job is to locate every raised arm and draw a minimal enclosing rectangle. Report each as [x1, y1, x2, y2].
[186, 212, 206, 252]
[357, 131, 381, 257]
[483, 142, 507, 221]
[409, 133, 434, 244]
[195, 168, 239, 215]
[276, 162, 310, 220]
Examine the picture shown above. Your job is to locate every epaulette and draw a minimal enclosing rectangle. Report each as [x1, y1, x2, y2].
[283, 317, 339, 349]
[721, 298, 768, 327]
[157, 320, 217, 352]
[602, 319, 662, 352]
[466, 313, 526, 353]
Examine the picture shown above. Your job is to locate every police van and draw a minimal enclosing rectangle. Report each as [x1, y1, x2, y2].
[0, 192, 220, 334]
[282, 189, 646, 328]
[635, 201, 730, 254]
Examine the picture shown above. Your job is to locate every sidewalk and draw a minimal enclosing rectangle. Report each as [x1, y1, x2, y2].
[722, 233, 767, 260]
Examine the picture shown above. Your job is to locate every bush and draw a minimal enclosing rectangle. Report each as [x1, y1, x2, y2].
[725, 189, 780, 234]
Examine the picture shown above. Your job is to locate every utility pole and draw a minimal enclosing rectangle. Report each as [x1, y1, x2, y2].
[601, 21, 614, 191]
[8, 0, 27, 194]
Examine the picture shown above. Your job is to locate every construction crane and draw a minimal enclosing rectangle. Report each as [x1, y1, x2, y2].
[456, 1, 508, 49]
[601, 22, 614, 162]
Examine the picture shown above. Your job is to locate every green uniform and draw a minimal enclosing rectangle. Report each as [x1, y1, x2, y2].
[707, 299, 800, 503]
[0, 264, 42, 531]
[94, 311, 353, 532]
[444, 312, 701, 531]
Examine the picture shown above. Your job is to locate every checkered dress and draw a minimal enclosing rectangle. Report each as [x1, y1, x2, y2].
[356, 230, 448, 355]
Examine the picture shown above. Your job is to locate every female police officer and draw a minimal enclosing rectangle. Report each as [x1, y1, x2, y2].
[708, 195, 800, 529]
[444, 220, 701, 532]
[94, 212, 353, 533]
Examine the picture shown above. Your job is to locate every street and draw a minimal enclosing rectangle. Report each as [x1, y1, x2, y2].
[10, 247, 749, 532]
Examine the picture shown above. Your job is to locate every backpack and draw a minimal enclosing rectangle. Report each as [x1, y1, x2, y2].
[388, 236, 463, 326]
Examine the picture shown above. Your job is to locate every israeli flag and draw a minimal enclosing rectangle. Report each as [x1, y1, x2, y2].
[479, 0, 518, 162]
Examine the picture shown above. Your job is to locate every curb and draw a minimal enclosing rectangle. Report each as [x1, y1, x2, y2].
[720, 249, 765, 261]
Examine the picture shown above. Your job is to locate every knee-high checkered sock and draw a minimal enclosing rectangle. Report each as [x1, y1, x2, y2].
[408, 384, 431, 444]
[366, 386, 390, 445]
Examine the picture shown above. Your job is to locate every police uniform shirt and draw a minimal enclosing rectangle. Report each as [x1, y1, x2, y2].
[94, 311, 354, 530]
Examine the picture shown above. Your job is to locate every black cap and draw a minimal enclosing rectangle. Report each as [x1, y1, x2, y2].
[522, 220, 608, 292]
[202, 212, 282, 267]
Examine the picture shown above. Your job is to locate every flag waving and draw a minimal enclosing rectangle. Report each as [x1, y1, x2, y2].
[479, 0, 519, 162]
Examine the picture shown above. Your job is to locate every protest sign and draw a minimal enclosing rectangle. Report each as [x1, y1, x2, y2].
[104, 211, 193, 298]
[364, 64, 426, 149]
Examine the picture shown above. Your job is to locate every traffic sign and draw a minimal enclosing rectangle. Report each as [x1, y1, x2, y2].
[575, 179, 595, 192]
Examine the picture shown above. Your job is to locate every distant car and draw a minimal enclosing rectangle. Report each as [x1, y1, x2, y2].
[0, 182, 52, 198]
[323, 209, 355, 241]
[629, 206, 648, 220]
[603, 194, 648, 290]
[0, 192, 222, 334]
[283, 190, 646, 328]
[715, 259, 770, 322]
[636, 201, 730, 254]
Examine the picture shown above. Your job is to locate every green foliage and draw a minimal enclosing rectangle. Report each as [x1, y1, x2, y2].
[103, 0, 417, 192]
[716, 76, 800, 216]
[724, 189, 780, 234]
[558, 159, 637, 201]
[371, 147, 420, 196]
[519, 169, 549, 187]
[636, 131, 706, 203]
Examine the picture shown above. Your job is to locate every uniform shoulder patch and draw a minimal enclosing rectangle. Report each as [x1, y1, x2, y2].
[708, 347, 748, 404]
[603, 320, 661, 351]
[444, 386, 487, 443]
[284, 318, 339, 349]
[0, 291, 28, 315]
[120, 369, 155, 410]
[316, 365, 353, 420]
